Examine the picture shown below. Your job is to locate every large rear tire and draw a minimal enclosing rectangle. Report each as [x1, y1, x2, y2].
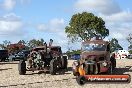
[50, 59, 57, 75]
[61, 56, 67, 69]
[18, 60, 26, 75]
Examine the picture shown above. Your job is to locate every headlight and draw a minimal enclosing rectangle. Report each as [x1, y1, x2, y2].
[73, 61, 79, 66]
[102, 62, 107, 66]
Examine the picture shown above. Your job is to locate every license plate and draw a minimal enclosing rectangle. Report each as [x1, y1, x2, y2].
[86, 61, 95, 65]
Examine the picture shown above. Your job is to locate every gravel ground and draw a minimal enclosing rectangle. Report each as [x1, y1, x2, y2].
[0, 59, 132, 88]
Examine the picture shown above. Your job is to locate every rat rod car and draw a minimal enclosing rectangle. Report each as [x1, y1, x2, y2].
[18, 43, 67, 75]
[72, 39, 116, 76]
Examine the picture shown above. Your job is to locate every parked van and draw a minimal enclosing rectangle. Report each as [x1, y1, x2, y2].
[114, 50, 129, 59]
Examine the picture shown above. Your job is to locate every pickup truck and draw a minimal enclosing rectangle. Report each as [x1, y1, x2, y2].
[0, 50, 9, 61]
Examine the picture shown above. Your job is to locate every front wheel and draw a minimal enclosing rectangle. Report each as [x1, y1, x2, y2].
[73, 70, 80, 76]
[50, 59, 57, 75]
[76, 76, 86, 85]
[18, 60, 26, 75]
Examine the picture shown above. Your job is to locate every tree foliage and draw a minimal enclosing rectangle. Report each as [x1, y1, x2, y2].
[18, 40, 26, 45]
[28, 38, 45, 48]
[110, 38, 123, 52]
[127, 33, 132, 50]
[129, 50, 132, 54]
[127, 33, 132, 44]
[0, 40, 11, 49]
[66, 50, 81, 57]
[0, 38, 46, 54]
[65, 12, 109, 42]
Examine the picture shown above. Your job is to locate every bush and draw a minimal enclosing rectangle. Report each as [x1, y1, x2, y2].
[129, 50, 132, 54]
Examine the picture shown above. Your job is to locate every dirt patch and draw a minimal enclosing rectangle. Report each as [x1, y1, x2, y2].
[0, 59, 132, 88]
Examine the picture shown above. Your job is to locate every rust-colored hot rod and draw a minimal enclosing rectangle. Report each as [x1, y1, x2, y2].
[72, 39, 116, 76]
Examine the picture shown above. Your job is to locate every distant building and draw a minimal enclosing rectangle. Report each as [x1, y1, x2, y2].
[7, 44, 25, 49]
[7, 43, 25, 53]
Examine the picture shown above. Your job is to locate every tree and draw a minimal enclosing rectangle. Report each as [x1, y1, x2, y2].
[65, 12, 109, 42]
[0, 40, 11, 49]
[66, 49, 81, 58]
[28, 39, 45, 48]
[129, 50, 132, 54]
[110, 38, 123, 52]
[67, 39, 73, 51]
[127, 33, 132, 44]
[127, 33, 132, 54]
[127, 33, 132, 49]
[128, 45, 132, 50]
[18, 40, 26, 45]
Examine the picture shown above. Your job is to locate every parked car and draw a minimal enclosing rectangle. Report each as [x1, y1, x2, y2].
[0, 50, 9, 62]
[21, 50, 30, 57]
[8, 50, 30, 61]
[9, 52, 25, 61]
[71, 54, 80, 60]
[127, 54, 132, 59]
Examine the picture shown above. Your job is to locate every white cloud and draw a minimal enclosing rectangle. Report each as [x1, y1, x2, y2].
[0, 21, 22, 32]
[0, 0, 31, 11]
[0, 13, 25, 36]
[37, 18, 65, 33]
[37, 24, 47, 31]
[1, 0, 16, 11]
[99, 11, 132, 41]
[111, 33, 124, 40]
[36, 18, 70, 52]
[100, 11, 132, 23]
[50, 18, 64, 27]
[74, 0, 121, 15]
[0, 13, 21, 21]
[98, 11, 132, 50]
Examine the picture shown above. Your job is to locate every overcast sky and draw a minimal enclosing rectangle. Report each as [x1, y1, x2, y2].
[0, 0, 132, 52]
